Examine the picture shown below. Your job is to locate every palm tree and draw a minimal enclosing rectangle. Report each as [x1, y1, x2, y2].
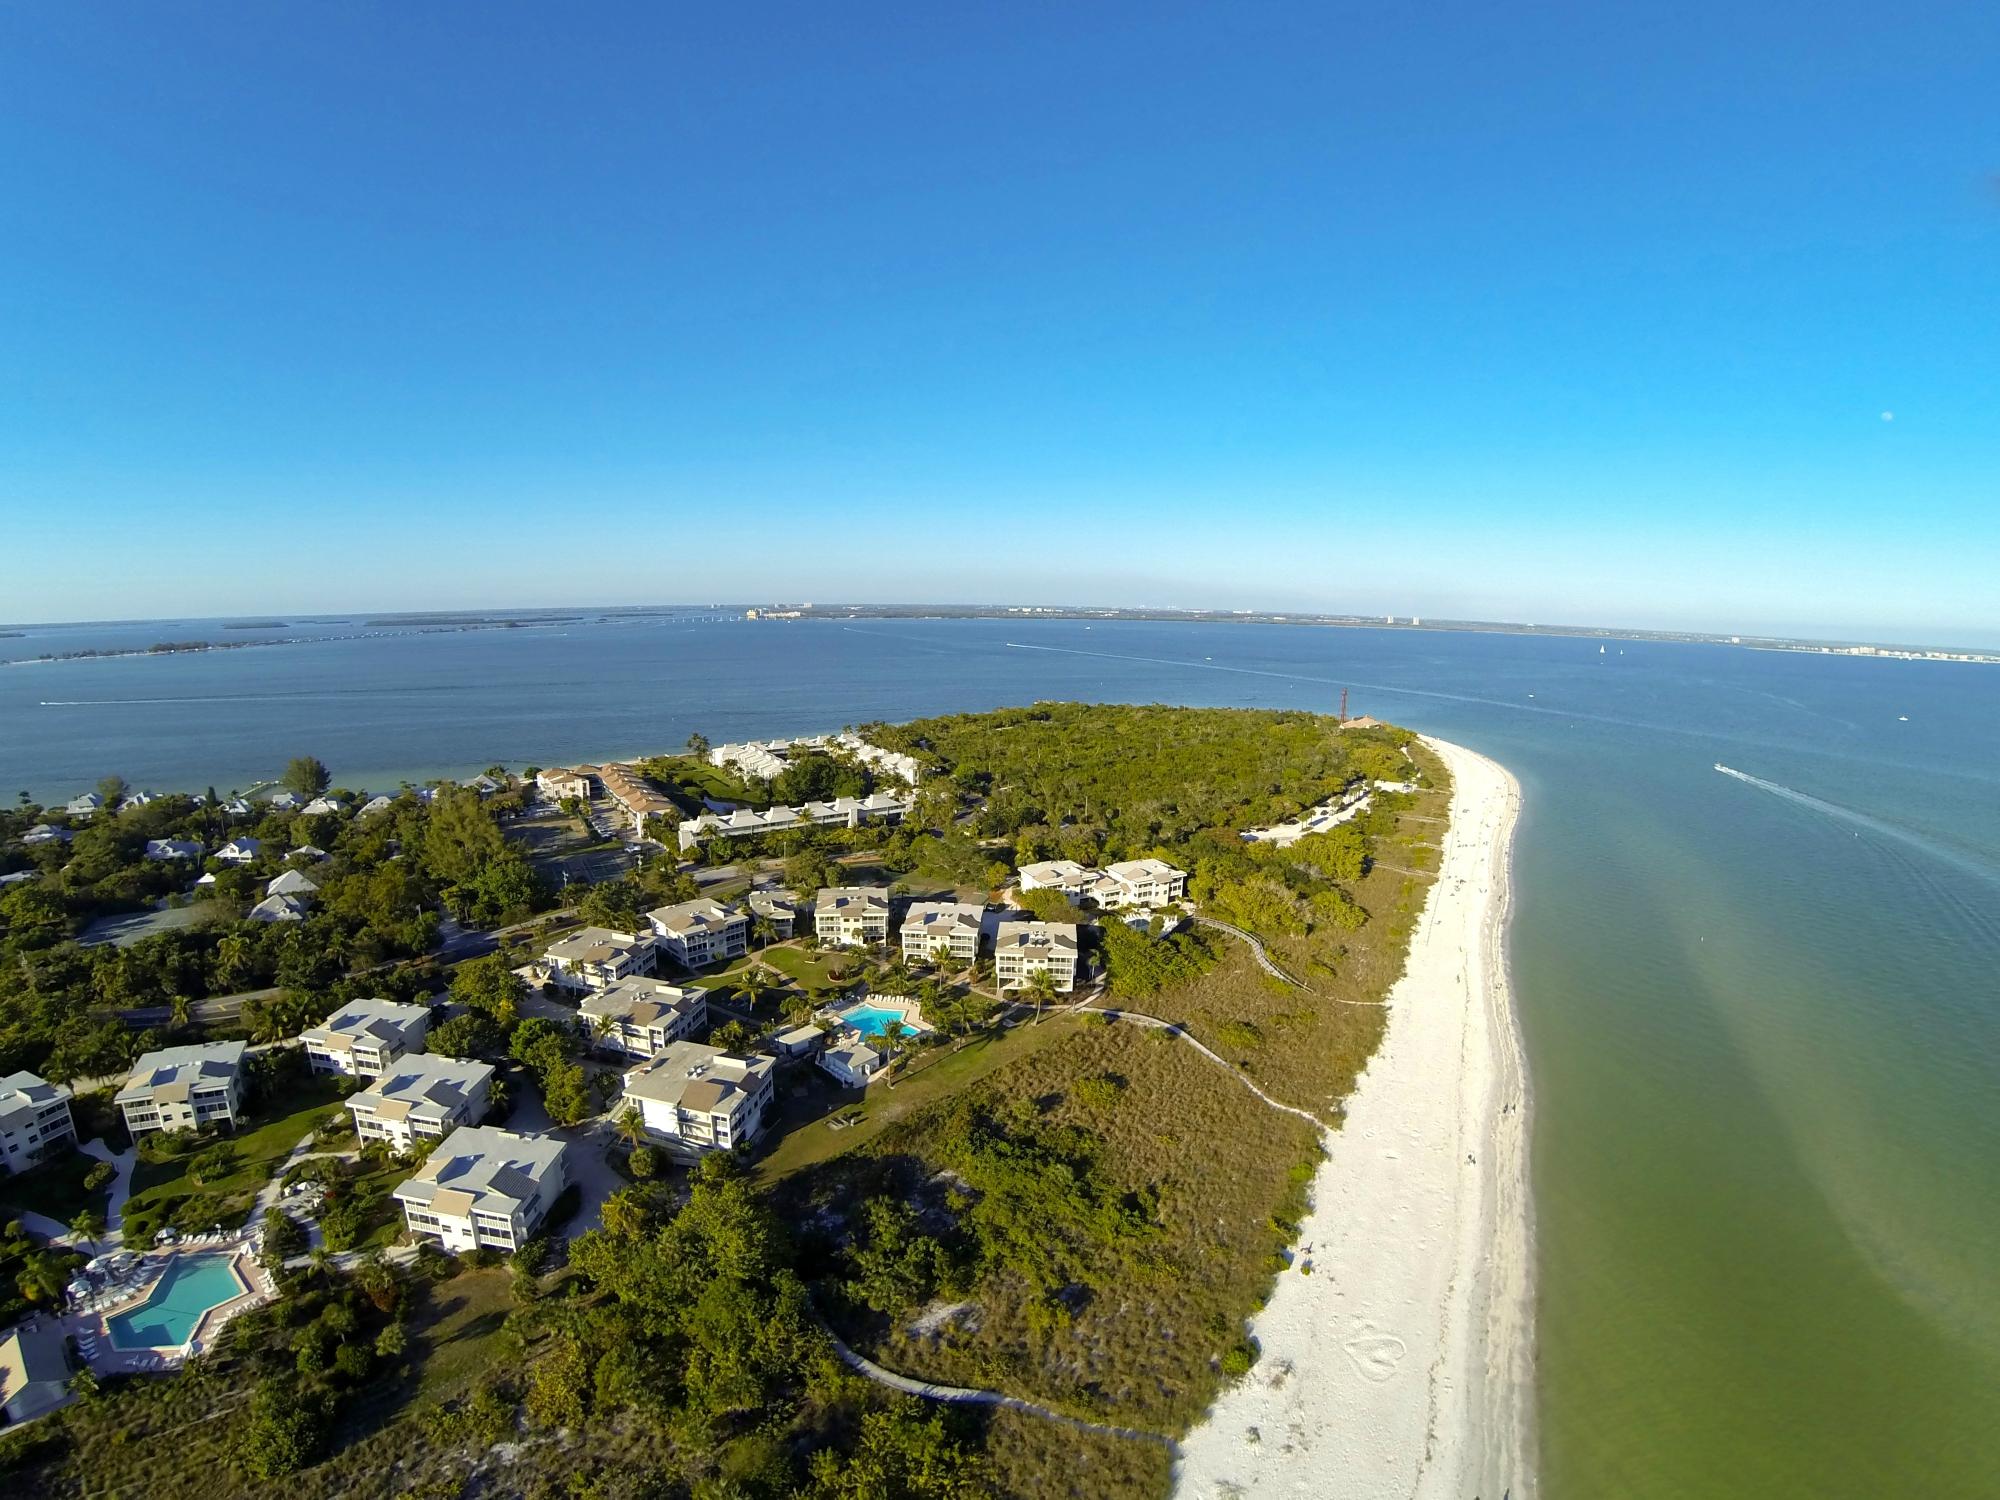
[1024, 968, 1058, 1022]
[615, 1107, 647, 1152]
[69, 1209, 106, 1256]
[168, 994, 193, 1033]
[734, 970, 771, 1012]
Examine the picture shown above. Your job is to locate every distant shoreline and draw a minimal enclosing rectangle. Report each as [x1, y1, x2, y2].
[2, 604, 1994, 662]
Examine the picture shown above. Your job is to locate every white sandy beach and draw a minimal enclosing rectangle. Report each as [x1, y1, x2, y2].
[1174, 737, 1533, 1500]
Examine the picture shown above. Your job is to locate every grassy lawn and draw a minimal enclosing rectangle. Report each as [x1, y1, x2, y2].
[122, 1074, 350, 1241]
[0, 1149, 110, 1226]
[752, 1019, 1070, 1184]
[756, 943, 862, 997]
[410, 1266, 516, 1396]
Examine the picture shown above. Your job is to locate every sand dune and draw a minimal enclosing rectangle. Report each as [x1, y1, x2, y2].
[1174, 738, 1533, 1499]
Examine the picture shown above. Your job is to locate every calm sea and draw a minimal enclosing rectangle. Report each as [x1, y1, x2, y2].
[5, 613, 1998, 1497]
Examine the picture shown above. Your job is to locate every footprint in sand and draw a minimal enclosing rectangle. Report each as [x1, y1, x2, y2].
[1341, 1325, 1408, 1382]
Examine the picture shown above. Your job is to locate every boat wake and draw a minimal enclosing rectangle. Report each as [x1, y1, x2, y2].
[1714, 764, 2000, 897]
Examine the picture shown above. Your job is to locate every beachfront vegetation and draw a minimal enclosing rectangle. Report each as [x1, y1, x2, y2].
[0, 705, 1442, 1498]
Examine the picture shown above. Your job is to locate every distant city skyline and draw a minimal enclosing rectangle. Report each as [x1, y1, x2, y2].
[3, 4, 1995, 642]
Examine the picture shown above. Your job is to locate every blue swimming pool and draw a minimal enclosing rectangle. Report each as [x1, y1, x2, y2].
[106, 1254, 246, 1349]
[837, 1004, 920, 1038]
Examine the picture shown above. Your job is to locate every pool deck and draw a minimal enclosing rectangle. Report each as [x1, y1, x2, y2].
[62, 1231, 279, 1375]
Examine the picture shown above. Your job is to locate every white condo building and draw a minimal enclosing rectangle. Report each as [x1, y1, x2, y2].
[393, 1126, 569, 1252]
[346, 1055, 493, 1151]
[623, 1042, 775, 1156]
[992, 920, 1081, 994]
[0, 1072, 77, 1174]
[647, 898, 749, 969]
[543, 927, 657, 992]
[579, 977, 709, 1060]
[116, 1042, 247, 1135]
[815, 886, 891, 947]
[301, 997, 433, 1078]
[899, 901, 984, 964]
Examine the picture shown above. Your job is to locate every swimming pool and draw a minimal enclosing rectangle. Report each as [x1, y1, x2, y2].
[106, 1254, 247, 1349]
[836, 1003, 924, 1038]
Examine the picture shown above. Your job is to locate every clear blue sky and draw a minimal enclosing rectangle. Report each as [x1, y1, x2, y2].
[3, 4, 1995, 642]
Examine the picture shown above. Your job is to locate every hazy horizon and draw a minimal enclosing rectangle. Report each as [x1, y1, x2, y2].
[4, 597, 1998, 653]
[4, 4, 1995, 645]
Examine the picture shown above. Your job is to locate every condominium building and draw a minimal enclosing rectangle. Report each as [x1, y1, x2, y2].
[597, 763, 679, 837]
[535, 766, 596, 802]
[746, 888, 802, 938]
[1017, 859, 1097, 898]
[992, 920, 1081, 995]
[0, 1072, 77, 1175]
[116, 1042, 247, 1135]
[1096, 859, 1188, 908]
[623, 1041, 775, 1156]
[346, 1055, 493, 1151]
[579, 977, 709, 1060]
[646, 898, 749, 969]
[815, 886, 891, 947]
[899, 901, 984, 964]
[301, 997, 433, 1078]
[543, 927, 657, 992]
[393, 1126, 570, 1252]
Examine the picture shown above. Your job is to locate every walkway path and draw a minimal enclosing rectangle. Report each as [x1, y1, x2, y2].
[1071, 1005, 1325, 1129]
[820, 1320, 1180, 1453]
[1193, 915, 1309, 989]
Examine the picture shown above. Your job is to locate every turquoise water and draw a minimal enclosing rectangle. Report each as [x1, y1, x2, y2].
[838, 1004, 918, 1038]
[106, 1253, 245, 1348]
[6, 615, 1998, 1494]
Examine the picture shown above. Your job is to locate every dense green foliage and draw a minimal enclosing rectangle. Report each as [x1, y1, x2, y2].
[0, 776, 549, 1080]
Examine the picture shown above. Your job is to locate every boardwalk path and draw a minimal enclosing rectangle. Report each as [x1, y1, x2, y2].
[819, 1319, 1181, 1453]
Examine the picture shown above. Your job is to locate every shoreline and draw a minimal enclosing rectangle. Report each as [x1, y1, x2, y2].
[1174, 736, 1534, 1499]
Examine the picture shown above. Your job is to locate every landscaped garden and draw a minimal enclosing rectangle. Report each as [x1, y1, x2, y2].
[121, 1073, 351, 1244]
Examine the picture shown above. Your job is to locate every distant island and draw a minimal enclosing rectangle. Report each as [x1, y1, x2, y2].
[739, 602, 2000, 664]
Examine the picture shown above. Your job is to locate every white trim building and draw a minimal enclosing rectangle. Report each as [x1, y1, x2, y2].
[1017, 859, 1097, 898]
[301, 997, 433, 1078]
[623, 1042, 774, 1156]
[646, 898, 748, 969]
[0, 1072, 77, 1175]
[116, 1042, 247, 1135]
[1095, 859, 1188, 908]
[992, 920, 1081, 995]
[543, 927, 657, 992]
[346, 1055, 493, 1151]
[393, 1126, 569, 1252]
[815, 886, 891, 947]
[579, 978, 709, 1060]
[899, 901, 984, 964]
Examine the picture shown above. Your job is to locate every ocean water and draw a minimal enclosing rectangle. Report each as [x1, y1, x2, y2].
[5, 614, 1998, 1496]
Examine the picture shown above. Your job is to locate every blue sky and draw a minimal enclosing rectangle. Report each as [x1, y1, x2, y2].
[2, 4, 1996, 641]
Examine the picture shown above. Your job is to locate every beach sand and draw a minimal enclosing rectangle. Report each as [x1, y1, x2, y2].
[1174, 737, 1533, 1499]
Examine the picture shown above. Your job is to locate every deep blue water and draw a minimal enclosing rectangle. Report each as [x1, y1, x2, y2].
[5, 614, 1998, 1494]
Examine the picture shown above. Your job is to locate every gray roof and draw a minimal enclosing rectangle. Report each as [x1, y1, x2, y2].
[816, 885, 889, 915]
[623, 1041, 771, 1115]
[352, 1055, 493, 1118]
[992, 919, 1080, 957]
[579, 977, 707, 1028]
[304, 996, 430, 1049]
[116, 1041, 245, 1104]
[900, 901, 983, 938]
[646, 898, 744, 939]
[394, 1126, 564, 1216]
